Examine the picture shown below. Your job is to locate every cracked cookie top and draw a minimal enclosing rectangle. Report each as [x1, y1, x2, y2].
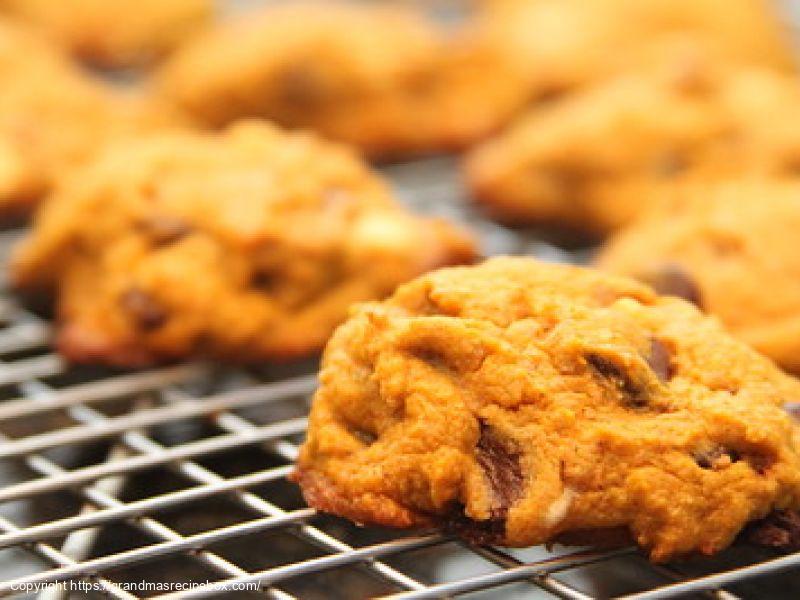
[294, 257, 800, 562]
[11, 121, 476, 366]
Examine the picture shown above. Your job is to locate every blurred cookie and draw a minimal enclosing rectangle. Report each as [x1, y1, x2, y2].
[0, 17, 180, 217]
[465, 58, 800, 237]
[157, 1, 528, 158]
[597, 179, 800, 373]
[474, 0, 795, 96]
[294, 257, 800, 562]
[0, 0, 212, 67]
[11, 121, 477, 366]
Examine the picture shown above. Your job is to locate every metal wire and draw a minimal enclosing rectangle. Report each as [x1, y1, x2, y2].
[0, 159, 798, 599]
[0, 263, 797, 600]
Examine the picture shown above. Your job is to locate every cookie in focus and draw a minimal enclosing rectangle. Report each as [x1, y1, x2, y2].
[293, 256, 800, 562]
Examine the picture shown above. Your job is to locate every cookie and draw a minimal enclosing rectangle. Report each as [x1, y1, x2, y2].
[11, 121, 477, 366]
[156, 1, 527, 158]
[293, 257, 800, 562]
[0, 0, 212, 67]
[465, 58, 800, 237]
[474, 0, 795, 97]
[0, 17, 180, 217]
[596, 179, 800, 374]
[747, 510, 800, 553]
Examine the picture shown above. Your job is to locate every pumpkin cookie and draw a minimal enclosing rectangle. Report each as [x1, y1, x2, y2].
[474, 0, 795, 97]
[11, 121, 476, 366]
[156, 1, 527, 158]
[293, 257, 800, 562]
[597, 179, 800, 373]
[0, 0, 212, 67]
[465, 58, 800, 237]
[0, 17, 180, 217]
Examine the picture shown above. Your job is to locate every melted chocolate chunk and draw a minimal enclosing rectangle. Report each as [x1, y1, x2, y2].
[693, 446, 771, 474]
[444, 506, 507, 546]
[138, 216, 192, 247]
[352, 429, 377, 446]
[250, 269, 279, 292]
[586, 353, 648, 408]
[640, 263, 703, 308]
[747, 510, 800, 552]
[694, 446, 740, 470]
[277, 65, 328, 108]
[476, 422, 523, 519]
[647, 337, 674, 382]
[119, 289, 168, 331]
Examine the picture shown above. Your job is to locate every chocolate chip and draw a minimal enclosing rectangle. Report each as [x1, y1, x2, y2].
[119, 288, 168, 331]
[444, 504, 507, 546]
[277, 65, 328, 108]
[250, 269, 278, 292]
[137, 216, 192, 247]
[647, 337, 673, 382]
[695, 445, 773, 474]
[586, 353, 648, 408]
[694, 446, 740, 470]
[746, 510, 800, 552]
[352, 429, 376, 446]
[476, 422, 523, 519]
[639, 263, 703, 308]
[786, 403, 800, 422]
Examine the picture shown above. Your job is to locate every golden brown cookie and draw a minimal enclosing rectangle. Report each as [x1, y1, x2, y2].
[465, 58, 800, 237]
[474, 0, 795, 97]
[293, 257, 800, 562]
[156, 1, 528, 158]
[11, 121, 477, 366]
[0, 0, 212, 67]
[596, 179, 800, 374]
[0, 17, 180, 218]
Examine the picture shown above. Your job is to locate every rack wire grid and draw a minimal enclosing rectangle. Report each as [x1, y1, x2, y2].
[0, 155, 796, 600]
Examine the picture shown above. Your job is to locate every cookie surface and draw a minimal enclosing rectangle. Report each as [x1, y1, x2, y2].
[474, 0, 795, 97]
[0, 17, 179, 217]
[11, 121, 476, 366]
[157, 1, 527, 158]
[294, 257, 800, 562]
[597, 179, 800, 373]
[465, 59, 800, 237]
[0, 0, 212, 67]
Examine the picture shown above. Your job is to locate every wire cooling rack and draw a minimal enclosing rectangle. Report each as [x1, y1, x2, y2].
[0, 157, 797, 600]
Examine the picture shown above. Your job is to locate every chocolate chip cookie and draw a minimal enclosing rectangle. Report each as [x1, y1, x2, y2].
[293, 257, 800, 562]
[0, 17, 180, 217]
[597, 178, 800, 374]
[474, 0, 795, 98]
[156, 1, 527, 158]
[465, 57, 800, 237]
[11, 121, 477, 366]
[0, 0, 212, 67]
